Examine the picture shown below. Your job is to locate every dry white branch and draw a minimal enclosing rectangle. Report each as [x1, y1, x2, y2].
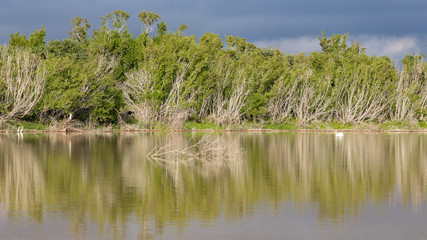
[293, 70, 331, 124]
[334, 67, 391, 123]
[391, 57, 425, 123]
[78, 54, 117, 107]
[147, 133, 244, 164]
[212, 66, 252, 125]
[0, 46, 46, 125]
[122, 59, 195, 128]
[267, 76, 296, 122]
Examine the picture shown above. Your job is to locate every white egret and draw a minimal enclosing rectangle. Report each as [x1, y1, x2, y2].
[17, 126, 23, 140]
[335, 131, 344, 137]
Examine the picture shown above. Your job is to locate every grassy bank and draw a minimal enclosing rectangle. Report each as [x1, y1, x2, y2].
[2, 119, 427, 133]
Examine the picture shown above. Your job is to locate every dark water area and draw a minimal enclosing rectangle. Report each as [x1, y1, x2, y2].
[0, 132, 426, 239]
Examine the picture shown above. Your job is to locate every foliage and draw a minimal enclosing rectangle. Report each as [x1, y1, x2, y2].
[69, 16, 91, 43]
[138, 10, 161, 33]
[1, 10, 426, 128]
[38, 53, 122, 124]
[9, 26, 46, 53]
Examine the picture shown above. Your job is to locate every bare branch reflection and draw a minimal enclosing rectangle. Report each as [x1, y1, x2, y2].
[0, 132, 426, 239]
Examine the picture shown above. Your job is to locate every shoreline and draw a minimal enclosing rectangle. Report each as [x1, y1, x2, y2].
[2, 119, 427, 134]
[1, 127, 427, 134]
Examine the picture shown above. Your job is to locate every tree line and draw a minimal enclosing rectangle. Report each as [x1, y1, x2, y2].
[1, 10, 426, 128]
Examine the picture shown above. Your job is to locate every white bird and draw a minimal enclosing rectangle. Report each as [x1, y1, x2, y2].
[63, 113, 74, 133]
[17, 126, 23, 141]
[335, 131, 344, 137]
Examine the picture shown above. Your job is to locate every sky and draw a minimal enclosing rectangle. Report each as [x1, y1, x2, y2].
[0, 0, 426, 61]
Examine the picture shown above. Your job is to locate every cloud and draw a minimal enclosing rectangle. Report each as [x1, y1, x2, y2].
[1, 0, 427, 60]
[254, 36, 320, 54]
[254, 35, 423, 61]
[355, 35, 419, 60]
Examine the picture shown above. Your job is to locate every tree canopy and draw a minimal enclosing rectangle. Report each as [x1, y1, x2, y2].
[1, 10, 426, 128]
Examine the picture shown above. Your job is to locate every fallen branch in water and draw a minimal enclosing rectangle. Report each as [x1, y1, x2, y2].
[147, 133, 243, 164]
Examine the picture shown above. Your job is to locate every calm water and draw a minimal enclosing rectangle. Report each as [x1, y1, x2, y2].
[0, 132, 426, 240]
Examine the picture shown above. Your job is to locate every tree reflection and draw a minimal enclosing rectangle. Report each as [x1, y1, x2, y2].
[0, 132, 426, 239]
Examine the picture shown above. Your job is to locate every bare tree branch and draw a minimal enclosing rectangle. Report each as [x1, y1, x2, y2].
[0, 46, 46, 125]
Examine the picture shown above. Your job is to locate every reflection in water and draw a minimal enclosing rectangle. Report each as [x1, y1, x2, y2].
[0, 132, 426, 239]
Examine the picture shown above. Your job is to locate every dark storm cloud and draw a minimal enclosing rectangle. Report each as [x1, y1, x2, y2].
[187, 0, 427, 39]
[0, 0, 426, 58]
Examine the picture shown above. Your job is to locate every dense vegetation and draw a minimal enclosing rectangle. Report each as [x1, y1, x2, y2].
[0, 10, 426, 129]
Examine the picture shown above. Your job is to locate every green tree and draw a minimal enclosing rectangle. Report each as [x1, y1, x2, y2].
[138, 10, 161, 33]
[90, 10, 137, 81]
[28, 26, 47, 49]
[9, 26, 46, 50]
[39, 53, 123, 124]
[69, 16, 91, 43]
[9, 33, 27, 48]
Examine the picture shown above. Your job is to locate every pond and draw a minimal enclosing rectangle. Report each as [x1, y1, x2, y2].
[0, 132, 426, 239]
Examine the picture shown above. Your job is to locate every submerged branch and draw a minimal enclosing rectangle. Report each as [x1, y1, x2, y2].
[147, 133, 244, 164]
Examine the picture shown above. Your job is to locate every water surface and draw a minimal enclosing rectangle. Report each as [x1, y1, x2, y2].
[0, 132, 426, 239]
